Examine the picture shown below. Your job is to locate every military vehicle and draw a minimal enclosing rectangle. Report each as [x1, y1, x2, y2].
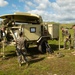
[0, 12, 59, 53]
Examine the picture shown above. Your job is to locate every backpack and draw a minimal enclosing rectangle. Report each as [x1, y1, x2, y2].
[45, 42, 54, 54]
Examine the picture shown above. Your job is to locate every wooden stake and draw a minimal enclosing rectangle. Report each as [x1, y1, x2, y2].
[2, 39, 5, 58]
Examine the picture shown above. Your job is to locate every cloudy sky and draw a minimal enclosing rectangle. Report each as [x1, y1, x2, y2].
[0, 0, 75, 23]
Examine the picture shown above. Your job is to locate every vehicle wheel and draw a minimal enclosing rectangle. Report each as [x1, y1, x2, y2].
[38, 39, 47, 53]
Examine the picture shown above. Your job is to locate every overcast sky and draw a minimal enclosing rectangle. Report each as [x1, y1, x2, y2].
[0, 0, 75, 23]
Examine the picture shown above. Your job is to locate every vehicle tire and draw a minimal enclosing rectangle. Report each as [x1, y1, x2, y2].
[38, 39, 47, 53]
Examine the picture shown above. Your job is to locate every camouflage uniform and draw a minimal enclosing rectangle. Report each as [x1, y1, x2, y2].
[16, 32, 28, 66]
[61, 29, 65, 41]
[73, 29, 75, 49]
[64, 31, 71, 49]
[0, 29, 3, 41]
[71, 25, 75, 49]
[61, 27, 69, 42]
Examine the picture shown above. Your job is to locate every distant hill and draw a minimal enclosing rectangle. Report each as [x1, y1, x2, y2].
[44, 22, 60, 26]
[60, 23, 75, 29]
[45, 21, 75, 28]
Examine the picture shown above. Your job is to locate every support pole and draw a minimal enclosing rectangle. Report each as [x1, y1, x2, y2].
[2, 40, 5, 58]
[2, 36, 6, 59]
[59, 24, 60, 50]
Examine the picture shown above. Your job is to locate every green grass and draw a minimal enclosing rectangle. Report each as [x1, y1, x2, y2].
[0, 45, 75, 75]
[0, 24, 75, 75]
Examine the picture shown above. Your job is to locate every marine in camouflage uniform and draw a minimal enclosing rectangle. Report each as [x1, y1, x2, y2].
[61, 27, 66, 41]
[0, 28, 3, 41]
[16, 32, 28, 66]
[72, 25, 75, 49]
[63, 29, 71, 50]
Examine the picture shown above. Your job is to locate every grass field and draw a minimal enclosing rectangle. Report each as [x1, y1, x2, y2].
[0, 42, 75, 75]
[0, 24, 75, 75]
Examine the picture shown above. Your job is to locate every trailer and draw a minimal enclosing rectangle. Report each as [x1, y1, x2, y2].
[47, 23, 59, 40]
